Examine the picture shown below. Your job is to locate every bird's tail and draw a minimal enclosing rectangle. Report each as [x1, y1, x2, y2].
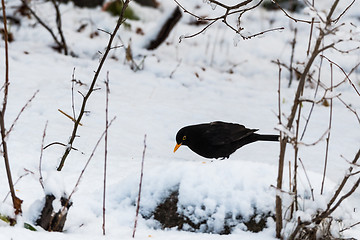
[255, 134, 280, 142]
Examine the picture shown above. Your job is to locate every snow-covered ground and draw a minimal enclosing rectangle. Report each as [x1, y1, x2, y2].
[0, 0, 359, 239]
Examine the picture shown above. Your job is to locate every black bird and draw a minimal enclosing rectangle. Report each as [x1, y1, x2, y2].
[174, 121, 279, 159]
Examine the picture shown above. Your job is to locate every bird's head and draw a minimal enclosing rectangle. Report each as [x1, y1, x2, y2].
[174, 127, 189, 153]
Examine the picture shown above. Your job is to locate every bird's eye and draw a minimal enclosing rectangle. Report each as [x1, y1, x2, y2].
[183, 136, 187, 141]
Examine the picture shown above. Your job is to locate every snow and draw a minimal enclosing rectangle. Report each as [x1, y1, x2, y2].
[0, 0, 359, 239]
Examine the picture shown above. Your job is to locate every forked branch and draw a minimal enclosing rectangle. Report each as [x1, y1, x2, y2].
[174, 0, 283, 41]
[57, 0, 131, 171]
[21, 0, 68, 55]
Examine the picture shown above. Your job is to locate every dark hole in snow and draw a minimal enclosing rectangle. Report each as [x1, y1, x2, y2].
[148, 189, 274, 234]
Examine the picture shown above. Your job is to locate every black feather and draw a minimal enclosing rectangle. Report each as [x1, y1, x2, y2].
[175, 121, 279, 159]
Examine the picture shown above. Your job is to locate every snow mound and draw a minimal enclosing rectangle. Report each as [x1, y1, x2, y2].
[109, 160, 277, 234]
[106, 159, 357, 236]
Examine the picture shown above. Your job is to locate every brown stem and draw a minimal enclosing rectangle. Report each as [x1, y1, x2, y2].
[54, 117, 116, 230]
[320, 63, 333, 194]
[20, 0, 64, 53]
[276, 1, 340, 237]
[288, 28, 297, 87]
[39, 121, 48, 190]
[0, 112, 22, 215]
[1, 0, 9, 114]
[57, 0, 130, 171]
[1, 0, 22, 216]
[290, 105, 302, 217]
[50, 0, 68, 55]
[289, 149, 360, 239]
[132, 134, 147, 238]
[102, 72, 110, 235]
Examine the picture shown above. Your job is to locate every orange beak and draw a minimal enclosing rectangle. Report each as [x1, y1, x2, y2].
[173, 143, 182, 153]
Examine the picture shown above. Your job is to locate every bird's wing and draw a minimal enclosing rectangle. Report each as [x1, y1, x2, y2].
[204, 121, 258, 145]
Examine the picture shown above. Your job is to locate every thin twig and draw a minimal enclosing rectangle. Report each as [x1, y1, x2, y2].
[298, 128, 329, 147]
[174, 0, 281, 41]
[320, 63, 333, 195]
[288, 27, 297, 87]
[298, 158, 314, 201]
[347, 170, 360, 177]
[279, 1, 341, 237]
[290, 97, 302, 217]
[340, 221, 360, 233]
[133, 134, 147, 238]
[55, 117, 117, 229]
[283, 57, 360, 125]
[20, 0, 64, 53]
[315, 176, 360, 223]
[277, 60, 282, 125]
[276, 61, 286, 238]
[300, 55, 323, 140]
[102, 72, 110, 236]
[0, 0, 22, 216]
[57, 0, 131, 171]
[1, 0, 9, 114]
[333, 62, 360, 89]
[327, 149, 360, 211]
[39, 121, 48, 190]
[332, 0, 355, 23]
[306, 18, 314, 56]
[272, 0, 318, 24]
[321, 55, 360, 97]
[169, 59, 182, 78]
[50, 0, 68, 55]
[43, 141, 82, 153]
[289, 149, 360, 239]
[71, 67, 76, 120]
[5, 90, 39, 137]
[242, 27, 284, 40]
[3, 169, 34, 203]
[207, 0, 253, 10]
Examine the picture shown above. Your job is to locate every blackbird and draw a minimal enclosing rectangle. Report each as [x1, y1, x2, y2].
[174, 121, 279, 159]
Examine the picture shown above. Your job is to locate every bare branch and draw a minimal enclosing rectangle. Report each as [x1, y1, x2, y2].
[5, 90, 39, 137]
[181, 19, 217, 40]
[50, 0, 68, 55]
[39, 121, 48, 190]
[71, 68, 76, 120]
[3, 169, 34, 203]
[55, 117, 116, 229]
[133, 134, 147, 238]
[20, 0, 67, 54]
[207, 0, 253, 10]
[321, 55, 360, 97]
[297, 128, 329, 147]
[320, 63, 334, 195]
[306, 18, 315, 56]
[174, 0, 281, 41]
[332, 0, 355, 23]
[272, 0, 317, 24]
[43, 142, 82, 153]
[57, 0, 131, 171]
[340, 221, 360, 233]
[242, 27, 284, 40]
[299, 158, 314, 201]
[102, 72, 110, 236]
[1, 0, 22, 216]
[318, 149, 360, 220]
